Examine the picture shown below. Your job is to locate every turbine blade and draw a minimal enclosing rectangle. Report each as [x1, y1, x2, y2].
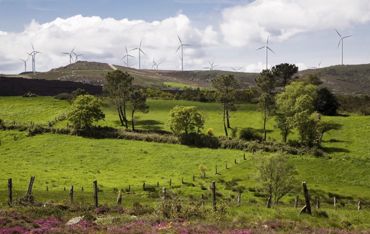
[335, 29, 342, 38]
[267, 47, 275, 54]
[343, 35, 352, 39]
[177, 35, 182, 44]
[256, 46, 265, 50]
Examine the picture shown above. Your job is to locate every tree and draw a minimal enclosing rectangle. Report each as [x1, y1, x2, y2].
[271, 63, 298, 87]
[255, 70, 276, 141]
[169, 106, 205, 135]
[130, 89, 149, 131]
[275, 81, 317, 144]
[212, 74, 238, 137]
[258, 154, 297, 205]
[105, 70, 133, 129]
[315, 87, 340, 116]
[67, 95, 105, 130]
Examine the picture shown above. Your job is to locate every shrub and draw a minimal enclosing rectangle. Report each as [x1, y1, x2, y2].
[179, 133, 219, 148]
[169, 106, 204, 135]
[239, 128, 263, 141]
[315, 87, 340, 116]
[23, 92, 37, 97]
[54, 93, 73, 101]
[67, 95, 105, 130]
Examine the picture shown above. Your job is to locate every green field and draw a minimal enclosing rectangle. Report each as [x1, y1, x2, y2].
[1, 96, 370, 230]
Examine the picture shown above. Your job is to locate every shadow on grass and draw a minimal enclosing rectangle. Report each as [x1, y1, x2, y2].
[135, 120, 164, 131]
[322, 147, 350, 154]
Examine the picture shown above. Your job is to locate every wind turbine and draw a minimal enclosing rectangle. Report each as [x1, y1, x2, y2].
[122, 46, 134, 67]
[20, 57, 28, 72]
[63, 48, 75, 64]
[204, 61, 218, 71]
[28, 44, 40, 74]
[132, 40, 146, 69]
[257, 36, 275, 70]
[176, 35, 191, 71]
[152, 58, 164, 70]
[231, 66, 243, 72]
[335, 29, 352, 65]
[73, 50, 83, 62]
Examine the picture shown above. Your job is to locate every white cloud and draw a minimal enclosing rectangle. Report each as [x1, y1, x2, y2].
[221, 0, 370, 46]
[0, 14, 218, 73]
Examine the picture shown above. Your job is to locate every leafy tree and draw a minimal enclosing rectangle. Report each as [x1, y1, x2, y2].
[169, 106, 204, 135]
[276, 81, 317, 145]
[315, 87, 340, 116]
[255, 70, 276, 141]
[105, 70, 133, 129]
[258, 154, 297, 205]
[271, 63, 298, 87]
[67, 95, 105, 130]
[130, 89, 149, 131]
[212, 74, 238, 137]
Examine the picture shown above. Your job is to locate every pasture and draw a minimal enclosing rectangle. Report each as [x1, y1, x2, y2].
[0, 96, 370, 230]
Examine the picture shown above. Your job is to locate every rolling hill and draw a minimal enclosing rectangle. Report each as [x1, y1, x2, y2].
[13, 61, 370, 95]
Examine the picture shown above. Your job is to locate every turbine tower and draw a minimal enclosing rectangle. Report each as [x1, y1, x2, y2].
[177, 35, 190, 71]
[122, 46, 134, 67]
[257, 36, 275, 70]
[336, 29, 352, 65]
[63, 49, 75, 64]
[20, 57, 28, 72]
[28, 44, 40, 74]
[132, 41, 146, 69]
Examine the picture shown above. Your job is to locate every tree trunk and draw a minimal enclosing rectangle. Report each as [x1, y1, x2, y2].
[263, 107, 267, 141]
[131, 110, 135, 131]
[123, 102, 128, 129]
[223, 103, 228, 137]
[226, 109, 231, 128]
[117, 107, 124, 126]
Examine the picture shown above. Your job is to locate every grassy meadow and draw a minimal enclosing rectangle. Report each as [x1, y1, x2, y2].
[0, 96, 370, 230]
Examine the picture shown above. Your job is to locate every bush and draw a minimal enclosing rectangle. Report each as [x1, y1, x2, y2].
[179, 133, 219, 148]
[315, 87, 339, 116]
[23, 92, 37, 97]
[54, 93, 73, 101]
[239, 128, 263, 141]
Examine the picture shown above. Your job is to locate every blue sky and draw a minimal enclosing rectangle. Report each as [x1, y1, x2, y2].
[0, 0, 370, 74]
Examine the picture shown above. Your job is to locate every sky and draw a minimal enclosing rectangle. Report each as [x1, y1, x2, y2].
[0, 0, 370, 74]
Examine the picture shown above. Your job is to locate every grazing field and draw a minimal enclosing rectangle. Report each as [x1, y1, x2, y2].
[1, 96, 370, 230]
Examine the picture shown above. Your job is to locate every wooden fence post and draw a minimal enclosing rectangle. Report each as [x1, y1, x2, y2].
[169, 179, 172, 187]
[266, 195, 272, 208]
[211, 181, 216, 211]
[81, 186, 84, 192]
[294, 195, 299, 208]
[25, 176, 35, 202]
[93, 180, 98, 208]
[333, 196, 337, 209]
[143, 182, 146, 191]
[201, 194, 205, 206]
[237, 192, 241, 207]
[46, 186, 48, 192]
[243, 153, 246, 160]
[64, 187, 66, 192]
[128, 185, 131, 193]
[215, 165, 218, 175]
[192, 175, 195, 182]
[315, 196, 320, 209]
[182, 178, 184, 184]
[162, 187, 167, 200]
[358, 200, 362, 211]
[225, 162, 228, 169]
[234, 159, 237, 164]
[116, 190, 122, 205]
[300, 182, 312, 215]
[8, 178, 12, 206]
[69, 186, 74, 204]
